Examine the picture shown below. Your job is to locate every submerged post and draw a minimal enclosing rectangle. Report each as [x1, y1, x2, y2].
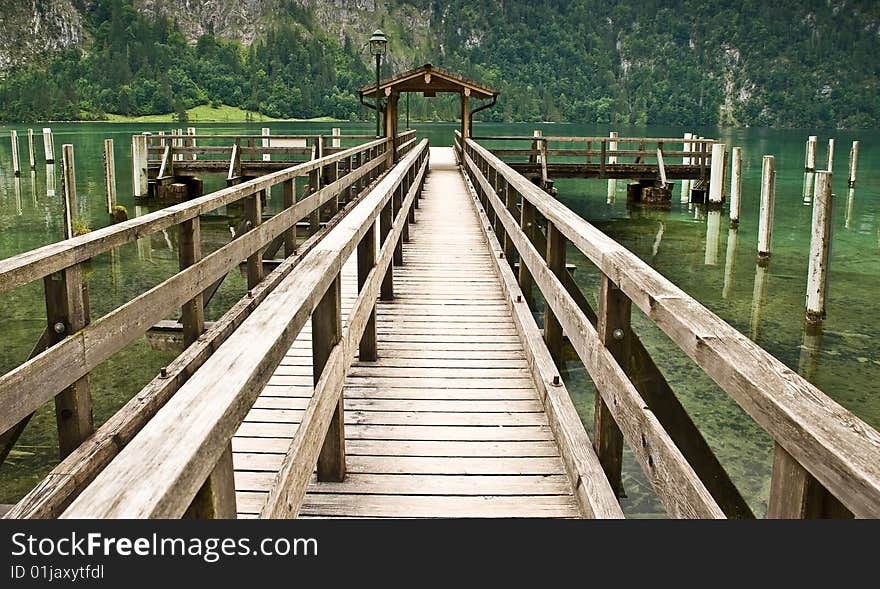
[10, 130, 21, 177]
[848, 140, 859, 188]
[805, 172, 833, 324]
[42, 128, 55, 164]
[27, 128, 36, 169]
[708, 143, 725, 205]
[103, 139, 117, 215]
[132, 134, 149, 197]
[729, 147, 742, 227]
[757, 155, 775, 259]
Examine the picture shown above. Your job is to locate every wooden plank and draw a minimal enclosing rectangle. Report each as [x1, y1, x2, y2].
[235, 438, 560, 457]
[299, 495, 577, 518]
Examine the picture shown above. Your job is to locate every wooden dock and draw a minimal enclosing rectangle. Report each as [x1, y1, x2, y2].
[234, 149, 581, 518]
[2, 121, 879, 520]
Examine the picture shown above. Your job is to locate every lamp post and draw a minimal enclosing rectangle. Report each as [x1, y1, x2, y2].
[369, 29, 388, 137]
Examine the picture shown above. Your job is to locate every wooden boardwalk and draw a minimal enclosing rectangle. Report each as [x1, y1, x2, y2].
[232, 148, 580, 518]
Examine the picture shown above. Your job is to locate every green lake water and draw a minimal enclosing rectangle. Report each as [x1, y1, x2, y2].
[0, 121, 877, 517]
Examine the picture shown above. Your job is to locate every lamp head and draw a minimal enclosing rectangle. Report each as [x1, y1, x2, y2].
[369, 29, 388, 56]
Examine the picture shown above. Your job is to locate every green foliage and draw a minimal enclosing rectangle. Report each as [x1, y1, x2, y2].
[0, 0, 877, 128]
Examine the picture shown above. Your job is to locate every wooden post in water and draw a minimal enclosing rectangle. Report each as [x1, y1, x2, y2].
[681, 133, 693, 203]
[187, 127, 197, 161]
[10, 130, 21, 177]
[132, 134, 149, 197]
[826, 138, 834, 172]
[60, 144, 77, 240]
[805, 136, 817, 172]
[42, 128, 55, 164]
[757, 155, 775, 259]
[332, 127, 341, 148]
[729, 147, 742, 227]
[805, 172, 833, 324]
[593, 275, 629, 496]
[262, 127, 270, 162]
[103, 139, 117, 215]
[708, 143, 725, 205]
[27, 128, 36, 170]
[607, 131, 618, 201]
[314, 275, 345, 481]
[847, 140, 859, 188]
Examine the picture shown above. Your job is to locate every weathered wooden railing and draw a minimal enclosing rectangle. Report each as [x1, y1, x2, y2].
[458, 132, 880, 518]
[471, 134, 716, 181]
[58, 139, 429, 518]
[1, 137, 395, 518]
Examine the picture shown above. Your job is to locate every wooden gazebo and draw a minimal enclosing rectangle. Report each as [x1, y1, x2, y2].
[359, 64, 498, 155]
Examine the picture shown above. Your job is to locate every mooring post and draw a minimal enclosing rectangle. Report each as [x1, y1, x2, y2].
[44, 263, 94, 459]
[544, 222, 566, 365]
[261, 127, 270, 162]
[847, 140, 859, 188]
[132, 134, 149, 197]
[103, 139, 117, 216]
[60, 144, 77, 240]
[42, 127, 55, 164]
[681, 133, 693, 203]
[314, 274, 345, 481]
[594, 274, 629, 496]
[27, 128, 36, 170]
[357, 221, 378, 361]
[178, 217, 204, 347]
[187, 127, 197, 161]
[826, 138, 835, 172]
[708, 143, 725, 205]
[10, 130, 21, 177]
[332, 127, 341, 148]
[729, 147, 742, 227]
[805, 171, 833, 324]
[757, 155, 776, 259]
[805, 136, 817, 172]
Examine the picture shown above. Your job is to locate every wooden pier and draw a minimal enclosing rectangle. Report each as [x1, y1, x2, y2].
[1, 67, 879, 519]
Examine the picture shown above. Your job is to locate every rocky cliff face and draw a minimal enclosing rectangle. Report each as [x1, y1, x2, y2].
[0, 0, 83, 73]
[133, 0, 279, 45]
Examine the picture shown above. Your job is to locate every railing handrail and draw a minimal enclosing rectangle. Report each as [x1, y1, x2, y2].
[0, 137, 389, 295]
[461, 134, 880, 517]
[471, 135, 718, 144]
[60, 139, 429, 518]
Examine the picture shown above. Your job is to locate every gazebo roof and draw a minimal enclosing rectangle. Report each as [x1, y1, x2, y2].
[359, 64, 498, 100]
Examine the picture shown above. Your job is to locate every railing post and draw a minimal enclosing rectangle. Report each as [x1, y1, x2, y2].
[393, 183, 405, 263]
[184, 443, 237, 519]
[593, 274, 630, 496]
[326, 159, 339, 215]
[44, 264, 93, 459]
[245, 191, 264, 288]
[308, 167, 320, 235]
[503, 181, 517, 266]
[178, 218, 204, 347]
[283, 179, 296, 257]
[544, 222, 566, 364]
[315, 274, 345, 481]
[358, 222, 378, 361]
[766, 444, 849, 518]
[380, 198, 394, 301]
[519, 197, 537, 306]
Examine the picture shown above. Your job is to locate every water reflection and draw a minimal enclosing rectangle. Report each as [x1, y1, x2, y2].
[13, 177, 22, 216]
[45, 164, 56, 197]
[704, 209, 721, 266]
[29, 171, 37, 206]
[749, 261, 770, 341]
[798, 323, 824, 382]
[802, 172, 814, 205]
[135, 205, 152, 260]
[845, 188, 855, 230]
[723, 227, 739, 299]
[651, 221, 664, 259]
